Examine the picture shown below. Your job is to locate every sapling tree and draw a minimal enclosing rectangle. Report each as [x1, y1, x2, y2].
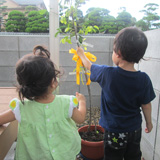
[56, 0, 99, 130]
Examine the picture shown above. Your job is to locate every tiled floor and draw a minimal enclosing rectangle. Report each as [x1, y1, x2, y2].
[4, 143, 145, 160]
[5, 143, 86, 160]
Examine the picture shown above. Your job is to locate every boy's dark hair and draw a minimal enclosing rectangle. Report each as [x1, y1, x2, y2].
[113, 27, 148, 63]
[16, 55, 60, 103]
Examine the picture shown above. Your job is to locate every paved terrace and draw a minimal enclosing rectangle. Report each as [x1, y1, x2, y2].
[0, 29, 160, 160]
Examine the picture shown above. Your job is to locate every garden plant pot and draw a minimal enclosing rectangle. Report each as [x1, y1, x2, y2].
[78, 125, 104, 160]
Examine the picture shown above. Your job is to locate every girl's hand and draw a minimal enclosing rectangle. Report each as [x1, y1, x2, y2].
[0, 109, 16, 125]
[76, 92, 85, 103]
[72, 92, 86, 124]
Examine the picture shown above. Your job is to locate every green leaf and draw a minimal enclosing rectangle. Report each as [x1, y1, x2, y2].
[66, 38, 72, 44]
[60, 16, 67, 24]
[55, 31, 59, 37]
[79, 35, 83, 44]
[78, 29, 84, 34]
[85, 30, 88, 35]
[65, 27, 71, 32]
[60, 38, 66, 44]
[87, 26, 93, 32]
[94, 25, 99, 30]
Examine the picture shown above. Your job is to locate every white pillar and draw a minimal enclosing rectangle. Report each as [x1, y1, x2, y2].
[49, 0, 59, 68]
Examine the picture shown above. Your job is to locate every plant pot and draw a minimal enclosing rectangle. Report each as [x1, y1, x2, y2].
[78, 125, 104, 160]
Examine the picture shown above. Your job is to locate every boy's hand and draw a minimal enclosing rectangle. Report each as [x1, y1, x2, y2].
[76, 92, 86, 103]
[77, 47, 84, 57]
[145, 122, 153, 133]
[76, 47, 92, 70]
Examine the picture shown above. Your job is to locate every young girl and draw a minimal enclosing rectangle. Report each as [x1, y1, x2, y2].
[0, 47, 86, 160]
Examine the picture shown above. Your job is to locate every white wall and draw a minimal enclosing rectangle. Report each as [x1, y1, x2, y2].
[140, 29, 160, 160]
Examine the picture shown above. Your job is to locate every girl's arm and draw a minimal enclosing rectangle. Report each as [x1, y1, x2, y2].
[0, 109, 16, 125]
[72, 92, 86, 124]
[77, 47, 92, 71]
[141, 103, 153, 133]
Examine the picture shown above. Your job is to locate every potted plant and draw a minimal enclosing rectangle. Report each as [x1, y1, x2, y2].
[56, 0, 104, 159]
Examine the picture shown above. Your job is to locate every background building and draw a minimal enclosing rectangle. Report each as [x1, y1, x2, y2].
[1, 0, 46, 20]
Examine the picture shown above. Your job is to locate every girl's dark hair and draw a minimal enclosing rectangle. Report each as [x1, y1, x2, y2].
[33, 45, 50, 58]
[16, 55, 60, 104]
[114, 27, 148, 63]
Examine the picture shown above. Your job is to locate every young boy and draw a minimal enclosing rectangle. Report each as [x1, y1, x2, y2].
[77, 27, 155, 160]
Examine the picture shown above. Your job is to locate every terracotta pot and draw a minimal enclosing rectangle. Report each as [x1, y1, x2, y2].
[78, 125, 104, 160]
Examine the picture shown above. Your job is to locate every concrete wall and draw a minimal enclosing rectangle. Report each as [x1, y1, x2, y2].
[0, 35, 114, 107]
[0, 35, 49, 86]
[140, 29, 160, 160]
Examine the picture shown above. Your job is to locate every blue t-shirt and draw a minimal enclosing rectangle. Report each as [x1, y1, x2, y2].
[91, 64, 156, 133]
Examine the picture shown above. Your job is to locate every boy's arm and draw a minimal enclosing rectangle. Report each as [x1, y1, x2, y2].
[141, 103, 153, 133]
[77, 47, 92, 70]
[0, 109, 16, 125]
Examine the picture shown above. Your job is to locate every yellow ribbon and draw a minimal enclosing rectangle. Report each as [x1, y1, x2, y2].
[69, 48, 97, 85]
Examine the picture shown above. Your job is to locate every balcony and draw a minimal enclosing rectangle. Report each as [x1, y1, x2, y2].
[0, 29, 160, 160]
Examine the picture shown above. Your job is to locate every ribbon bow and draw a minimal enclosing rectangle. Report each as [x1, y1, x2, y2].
[69, 48, 97, 85]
